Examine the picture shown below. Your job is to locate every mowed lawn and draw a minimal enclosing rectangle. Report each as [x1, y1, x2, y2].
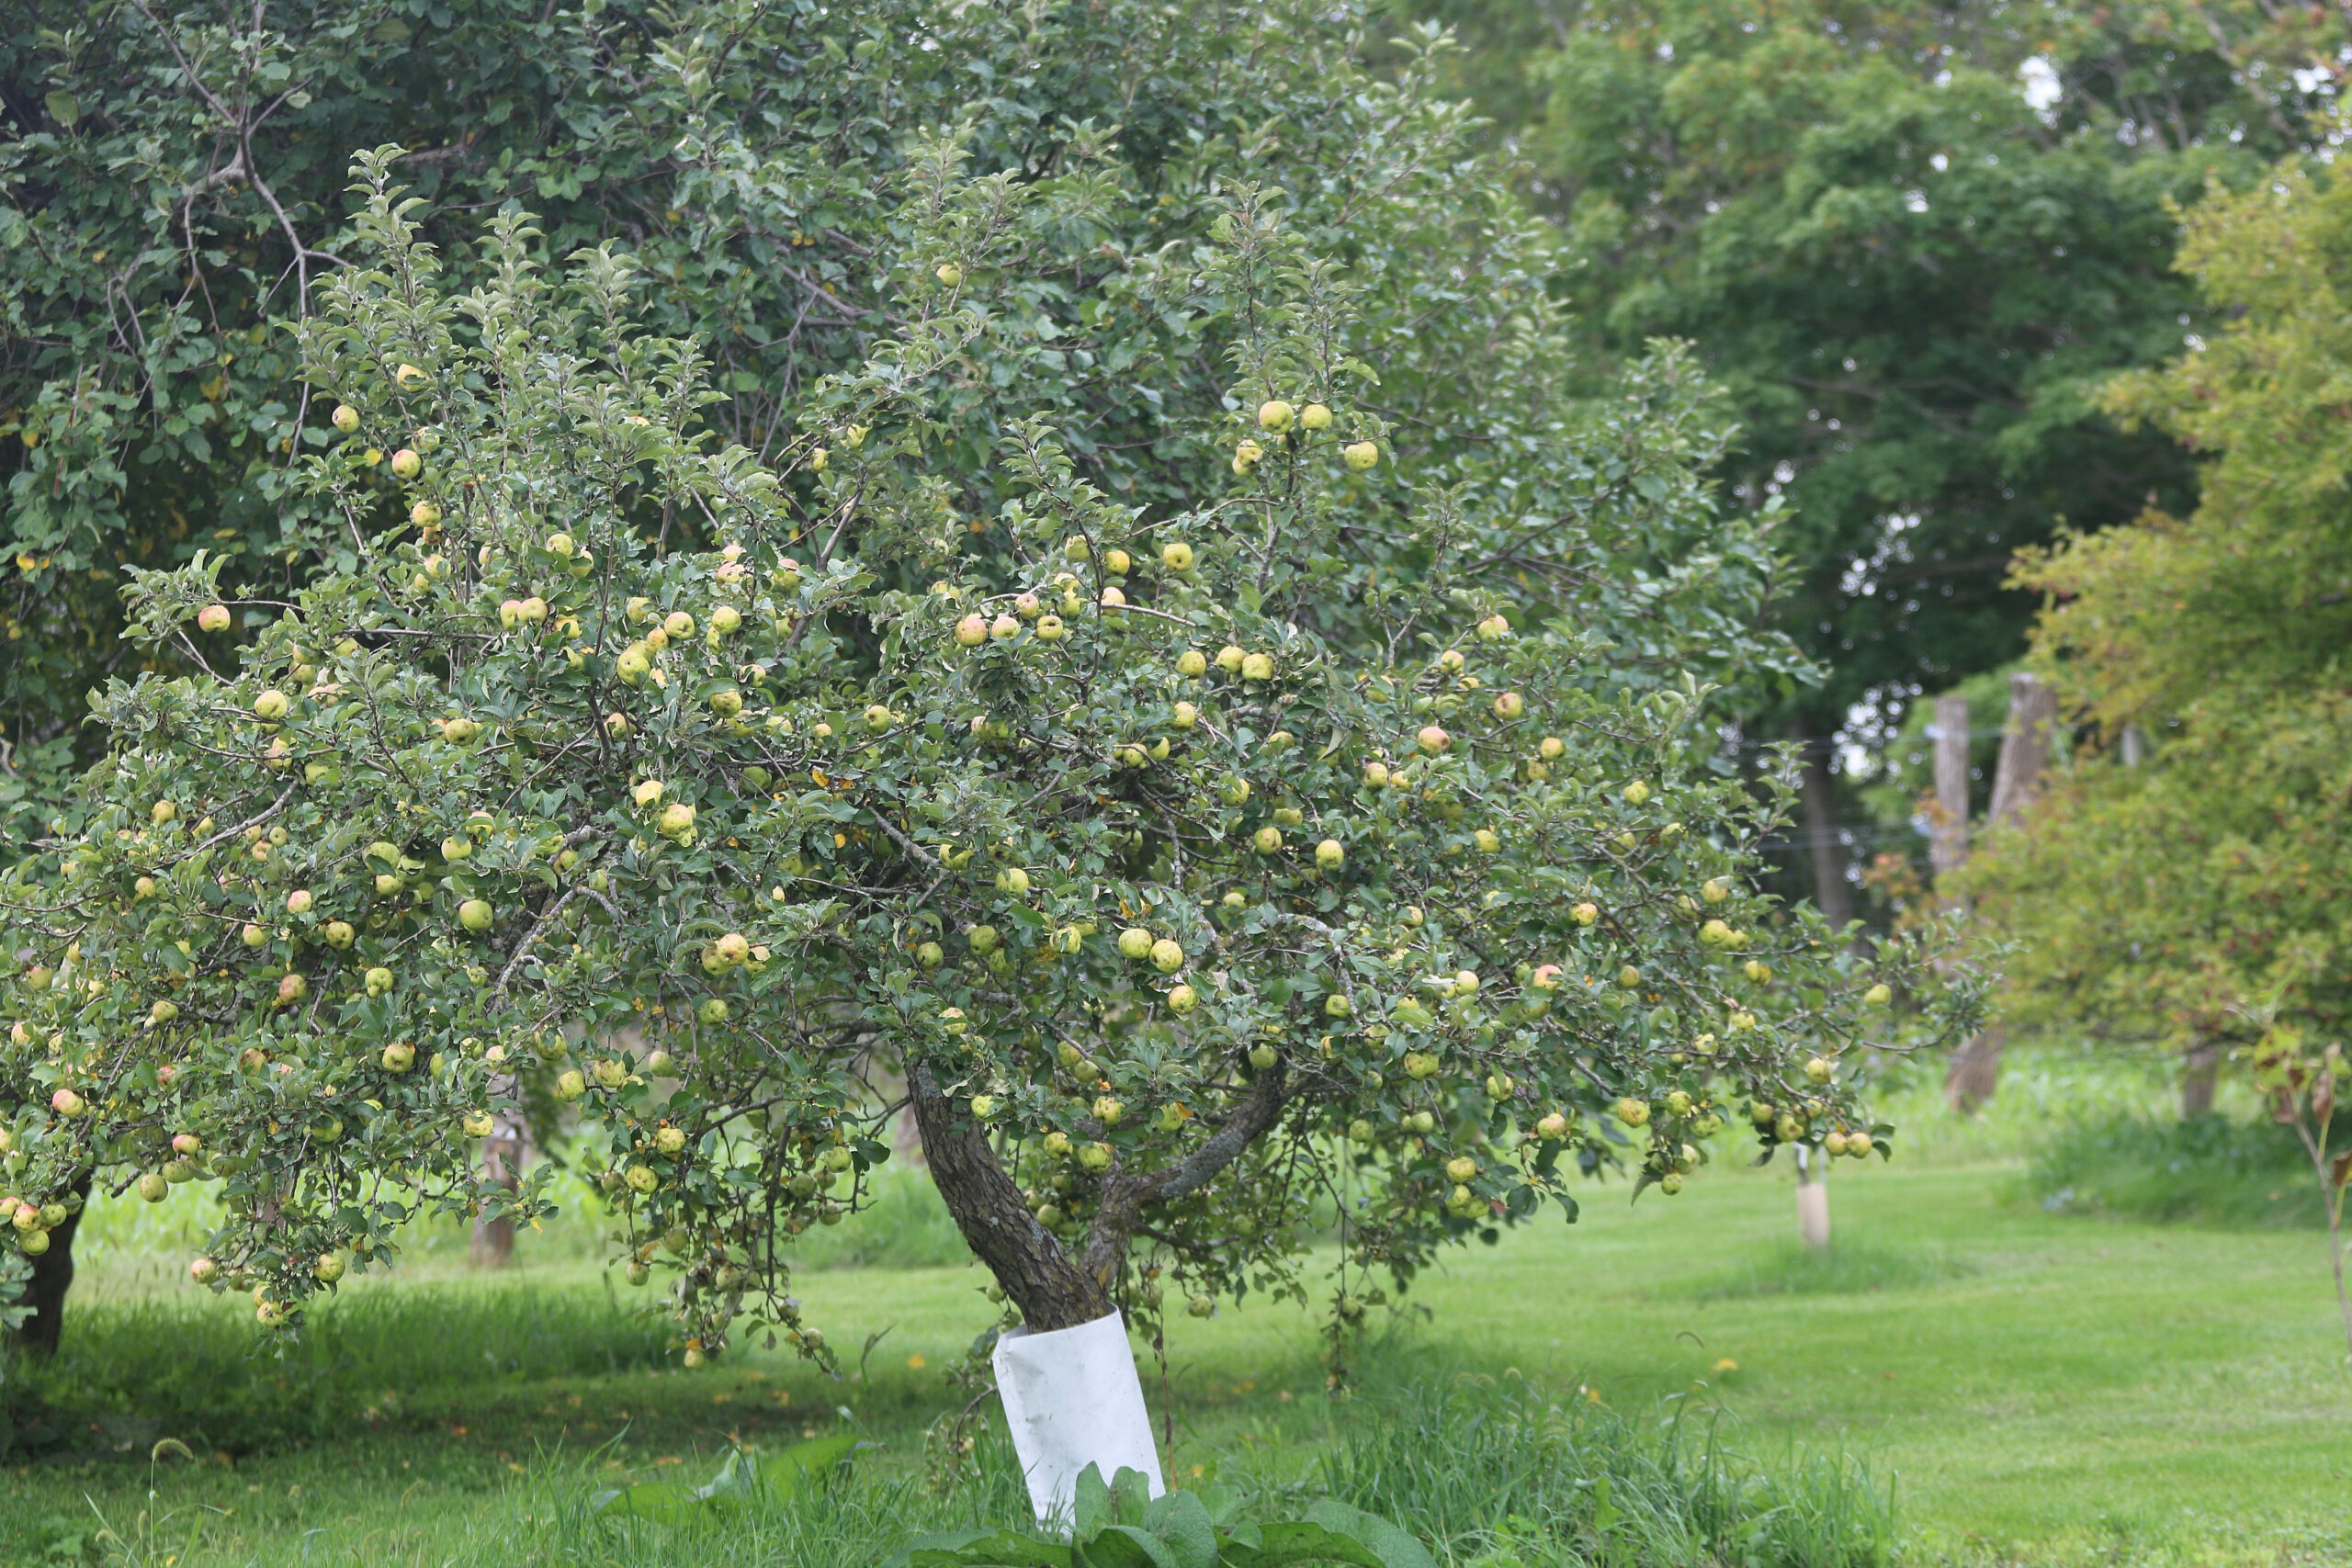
[6, 1145, 2350, 1565]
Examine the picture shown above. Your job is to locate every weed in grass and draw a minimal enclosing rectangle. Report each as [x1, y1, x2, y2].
[2026, 1113, 2315, 1230]
[1690, 1236, 1979, 1301]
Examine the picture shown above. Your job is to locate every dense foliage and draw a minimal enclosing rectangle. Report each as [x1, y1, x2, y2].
[1376, 0, 2346, 894]
[1965, 157, 2352, 1055]
[0, 94, 1975, 1362]
[0, 0, 1430, 844]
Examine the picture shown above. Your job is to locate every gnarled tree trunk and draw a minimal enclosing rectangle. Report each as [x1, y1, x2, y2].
[5, 1169, 93, 1359]
[909, 1065, 1113, 1330]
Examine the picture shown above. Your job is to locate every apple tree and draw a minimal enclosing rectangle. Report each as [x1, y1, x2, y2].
[0, 144, 1981, 1361]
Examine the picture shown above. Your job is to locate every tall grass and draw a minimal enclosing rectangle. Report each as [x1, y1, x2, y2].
[3, 1276, 669, 1455]
[1313, 1377, 1896, 1568]
[2026, 1111, 2316, 1229]
[1862, 1036, 2190, 1168]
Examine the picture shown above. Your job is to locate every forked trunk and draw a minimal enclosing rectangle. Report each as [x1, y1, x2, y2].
[908, 1065, 1112, 1331]
[908, 1055, 1293, 1330]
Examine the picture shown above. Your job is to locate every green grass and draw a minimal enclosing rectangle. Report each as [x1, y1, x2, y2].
[8, 1046, 2352, 1567]
[1685, 1235, 1978, 1301]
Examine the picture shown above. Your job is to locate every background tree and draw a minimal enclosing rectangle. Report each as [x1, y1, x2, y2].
[1379, 0, 2343, 919]
[1961, 152, 2352, 1348]
[0, 123, 1977, 1378]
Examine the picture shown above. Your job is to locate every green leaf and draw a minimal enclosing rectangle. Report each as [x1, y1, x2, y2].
[588, 1481, 697, 1523]
[1075, 1524, 1184, 1568]
[42, 93, 77, 130]
[1136, 1490, 1218, 1568]
[1219, 1521, 1386, 1567]
[1300, 1502, 1438, 1568]
[1072, 1462, 1114, 1535]
[758, 1432, 864, 1495]
[893, 1529, 1074, 1567]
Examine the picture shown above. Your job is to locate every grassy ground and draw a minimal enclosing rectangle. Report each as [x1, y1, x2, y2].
[7, 1046, 2350, 1566]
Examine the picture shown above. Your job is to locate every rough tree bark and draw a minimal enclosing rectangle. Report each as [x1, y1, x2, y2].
[909, 1059, 1290, 1332]
[1947, 673, 2056, 1113]
[910, 1064, 1116, 1331]
[4, 1169, 93, 1359]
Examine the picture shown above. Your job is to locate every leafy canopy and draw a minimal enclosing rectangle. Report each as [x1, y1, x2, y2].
[1384, 0, 2335, 743]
